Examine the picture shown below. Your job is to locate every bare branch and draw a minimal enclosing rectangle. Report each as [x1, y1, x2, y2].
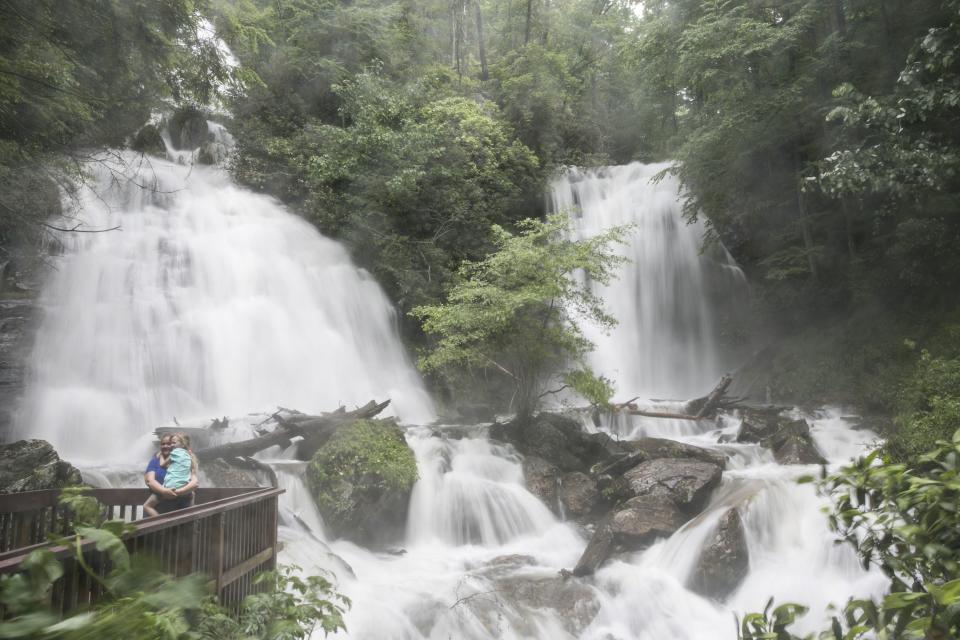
[42, 222, 121, 233]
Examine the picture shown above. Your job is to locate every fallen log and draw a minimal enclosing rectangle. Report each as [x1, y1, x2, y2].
[625, 409, 703, 421]
[194, 399, 392, 462]
[683, 374, 733, 418]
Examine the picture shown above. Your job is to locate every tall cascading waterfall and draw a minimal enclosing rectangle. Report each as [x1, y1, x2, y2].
[14, 141, 888, 640]
[551, 162, 749, 400]
[14, 144, 434, 463]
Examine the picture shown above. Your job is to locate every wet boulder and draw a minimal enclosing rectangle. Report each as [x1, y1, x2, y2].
[472, 565, 600, 637]
[572, 522, 614, 576]
[737, 416, 826, 465]
[622, 437, 727, 468]
[306, 419, 417, 547]
[168, 106, 210, 150]
[688, 508, 749, 600]
[491, 412, 627, 472]
[131, 123, 165, 155]
[523, 457, 602, 521]
[0, 440, 83, 492]
[200, 459, 271, 488]
[620, 458, 723, 514]
[593, 437, 727, 478]
[572, 496, 685, 576]
[609, 496, 685, 547]
[522, 455, 560, 509]
[559, 471, 599, 519]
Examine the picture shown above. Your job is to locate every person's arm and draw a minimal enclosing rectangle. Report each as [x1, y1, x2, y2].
[145, 470, 177, 499]
[175, 470, 200, 495]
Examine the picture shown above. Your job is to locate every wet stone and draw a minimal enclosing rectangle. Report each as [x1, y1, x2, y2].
[688, 508, 750, 600]
[622, 457, 723, 513]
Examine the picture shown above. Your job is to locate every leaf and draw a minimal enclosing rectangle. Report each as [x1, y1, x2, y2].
[75, 526, 130, 572]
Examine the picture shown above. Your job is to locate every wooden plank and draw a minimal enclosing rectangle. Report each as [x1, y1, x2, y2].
[219, 547, 274, 590]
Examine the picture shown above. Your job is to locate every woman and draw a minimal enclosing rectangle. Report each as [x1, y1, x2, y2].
[143, 433, 199, 516]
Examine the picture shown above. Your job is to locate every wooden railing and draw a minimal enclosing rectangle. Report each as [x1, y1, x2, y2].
[0, 487, 283, 614]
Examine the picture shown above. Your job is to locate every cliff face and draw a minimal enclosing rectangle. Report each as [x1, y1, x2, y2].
[0, 265, 38, 442]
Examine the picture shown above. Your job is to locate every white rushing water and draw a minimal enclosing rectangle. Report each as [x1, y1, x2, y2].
[551, 163, 749, 400]
[271, 410, 885, 640]
[16, 145, 886, 639]
[15, 146, 434, 463]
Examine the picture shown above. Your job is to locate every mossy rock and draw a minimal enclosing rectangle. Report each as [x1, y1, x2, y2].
[131, 124, 165, 155]
[306, 419, 417, 546]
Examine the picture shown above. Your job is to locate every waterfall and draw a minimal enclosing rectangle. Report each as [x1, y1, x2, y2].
[550, 163, 749, 400]
[14, 149, 434, 463]
[14, 149, 887, 640]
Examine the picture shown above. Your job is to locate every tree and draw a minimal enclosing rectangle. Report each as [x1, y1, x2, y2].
[412, 214, 625, 417]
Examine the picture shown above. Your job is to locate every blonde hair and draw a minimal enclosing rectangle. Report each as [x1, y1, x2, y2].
[172, 432, 199, 475]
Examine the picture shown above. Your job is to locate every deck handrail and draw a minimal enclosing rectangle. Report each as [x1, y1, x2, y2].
[0, 487, 282, 572]
[0, 486, 284, 614]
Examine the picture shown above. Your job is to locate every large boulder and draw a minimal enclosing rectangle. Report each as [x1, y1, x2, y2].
[523, 457, 602, 521]
[306, 419, 417, 547]
[200, 459, 271, 488]
[737, 416, 826, 465]
[0, 440, 83, 492]
[688, 508, 750, 600]
[473, 557, 601, 636]
[522, 455, 560, 509]
[609, 496, 685, 546]
[621, 438, 728, 468]
[168, 106, 210, 150]
[131, 123, 166, 155]
[618, 458, 723, 514]
[572, 496, 685, 576]
[559, 471, 599, 519]
[491, 412, 626, 472]
[593, 437, 727, 478]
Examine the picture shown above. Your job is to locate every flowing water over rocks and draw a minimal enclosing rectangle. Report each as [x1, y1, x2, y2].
[14, 156, 888, 639]
[14, 149, 434, 462]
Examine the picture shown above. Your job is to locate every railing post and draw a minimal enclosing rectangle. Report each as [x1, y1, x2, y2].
[212, 511, 225, 594]
[269, 496, 278, 571]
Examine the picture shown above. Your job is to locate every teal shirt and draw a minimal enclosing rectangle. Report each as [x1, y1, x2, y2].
[162, 448, 192, 489]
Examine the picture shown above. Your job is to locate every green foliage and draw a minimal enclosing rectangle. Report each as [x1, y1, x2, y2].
[0, 0, 237, 262]
[306, 419, 418, 519]
[739, 430, 960, 640]
[627, 0, 959, 325]
[0, 490, 346, 639]
[888, 339, 960, 461]
[412, 214, 626, 416]
[737, 599, 810, 640]
[197, 566, 348, 640]
[228, 66, 540, 322]
[562, 369, 615, 409]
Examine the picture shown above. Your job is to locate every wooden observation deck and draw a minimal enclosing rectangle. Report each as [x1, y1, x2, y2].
[0, 487, 284, 614]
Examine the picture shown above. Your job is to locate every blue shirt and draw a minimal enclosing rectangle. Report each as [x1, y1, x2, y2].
[146, 456, 167, 485]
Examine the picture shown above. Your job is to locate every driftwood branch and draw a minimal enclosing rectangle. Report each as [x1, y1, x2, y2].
[692, 374, 733, 419]
[624, 409, 702, 421]
[192, 399, 392, 462]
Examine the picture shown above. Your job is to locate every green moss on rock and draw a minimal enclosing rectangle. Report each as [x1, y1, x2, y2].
[306, 419, 417, 546]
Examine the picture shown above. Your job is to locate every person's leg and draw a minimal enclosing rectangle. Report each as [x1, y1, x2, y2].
[142, 493, 159, 518]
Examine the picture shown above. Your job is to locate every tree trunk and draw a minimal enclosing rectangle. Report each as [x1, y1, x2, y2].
[795, 158, 819, 282]
[524, 0, 533, 45]
[474, 0, 489, 81]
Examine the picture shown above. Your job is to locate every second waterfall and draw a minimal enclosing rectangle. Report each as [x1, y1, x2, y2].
[552, 163, 750, 400]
